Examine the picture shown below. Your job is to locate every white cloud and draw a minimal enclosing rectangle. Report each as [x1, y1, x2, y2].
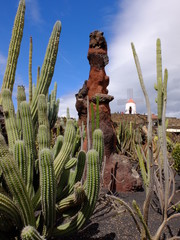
[58, 93, 78, 119]
[107, 0, 180, 118]
[26, 0, 43, 24]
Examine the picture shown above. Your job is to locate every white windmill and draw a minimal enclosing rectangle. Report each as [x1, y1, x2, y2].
[117, 88, 143, 114]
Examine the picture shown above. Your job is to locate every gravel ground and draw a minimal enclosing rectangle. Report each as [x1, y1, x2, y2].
[58, 175, 180, 240]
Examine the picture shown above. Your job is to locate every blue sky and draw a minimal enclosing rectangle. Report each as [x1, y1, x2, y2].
[0, 0, 180, 119]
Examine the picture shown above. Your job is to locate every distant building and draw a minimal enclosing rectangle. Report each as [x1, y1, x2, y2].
[125, 98, 136, 114]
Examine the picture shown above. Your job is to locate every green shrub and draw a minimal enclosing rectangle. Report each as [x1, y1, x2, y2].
[172, 143, 180, 173]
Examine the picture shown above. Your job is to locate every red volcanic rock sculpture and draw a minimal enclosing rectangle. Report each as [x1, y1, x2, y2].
[75, 30, 117, 187]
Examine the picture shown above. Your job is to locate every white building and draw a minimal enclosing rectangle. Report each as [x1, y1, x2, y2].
[125, 98, 136, 114]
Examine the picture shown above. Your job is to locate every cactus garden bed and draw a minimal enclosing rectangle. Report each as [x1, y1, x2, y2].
[60, 177, 180, 240]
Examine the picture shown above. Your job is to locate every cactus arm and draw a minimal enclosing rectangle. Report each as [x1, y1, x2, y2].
[90, 102, 95, 136]
[156, 38, 163, 122]
[38, 125, 50, 153]
[0, 134, 35, 226]
[16, 85, 26, 139]
[1, 89, 19, 152]
[59, 150, 86, 200]
[53, 149, 100, 237]
[29, 37, 33, 104]
[92, 129, 104, 167]
[64, 157, 77, 170]
[52, 135, 64, 160]
[13, 140, 27, 184]
[39, 148, 56, 236]
[30, 21, 61, 125]
[0, 193, 22, 228]
[56, 182, 86, 214]
[96, 96, 100, 129]
[36, 66, 41, 88]
[0, 0, 25, 102]
[20, 101, 36, 197]
[38, 94, 50, 132]
[54, 119, 76, 183]
[21, 226, 45, 240]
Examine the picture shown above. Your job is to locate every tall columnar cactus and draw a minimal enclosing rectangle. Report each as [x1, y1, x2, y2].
[20, 101, 36, 197]
[39, 148, 56, 236]
[0, 0, 25, 103]
[1, 89, 19, 152]
[29, 36, 33, 104]
[154, 39, 168, 166]
[31, 21, 61, 125]
[0, 134, 35, 226]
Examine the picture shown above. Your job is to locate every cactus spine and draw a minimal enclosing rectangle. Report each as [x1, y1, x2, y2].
[0, 0, 25, 103]
[31, 21, 61, 125]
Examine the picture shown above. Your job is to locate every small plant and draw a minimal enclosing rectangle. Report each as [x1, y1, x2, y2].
[172, 143, 180, 174]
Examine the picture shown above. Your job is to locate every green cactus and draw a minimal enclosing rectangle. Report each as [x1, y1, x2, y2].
[21, 226, 45, 240]
[56, 182, 86, 214]
[29, 36, 33, 104]
[39, 148, 56, 236]
[20, 101, 36, 197]
[54, 119, 76, 183]
[30, 21, 61, 125]
[0, 134, 35, 226]
[38, 94, 50, 141]
[0, 0, 25, 103]
[96, 96, 100, 129]
[53, 149, 100, 237]
[36, 66, 41, 88]
[1, 89, 19, 152]
[92, 129, 104, 167]
[13, 140, 27, 184]
[59, 150, 86, 200]
[38, 125, 50, 153]
[47, 82, 60, 129]
[0, 193, 22, 229]
[16, 85, 26, 139]
[52, 134, 64, 160]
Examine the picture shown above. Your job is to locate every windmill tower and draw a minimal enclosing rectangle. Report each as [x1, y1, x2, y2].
[117, 88, 143, 114]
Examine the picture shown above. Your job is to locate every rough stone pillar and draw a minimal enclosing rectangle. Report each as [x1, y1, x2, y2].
[75, 30, 117, 187]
